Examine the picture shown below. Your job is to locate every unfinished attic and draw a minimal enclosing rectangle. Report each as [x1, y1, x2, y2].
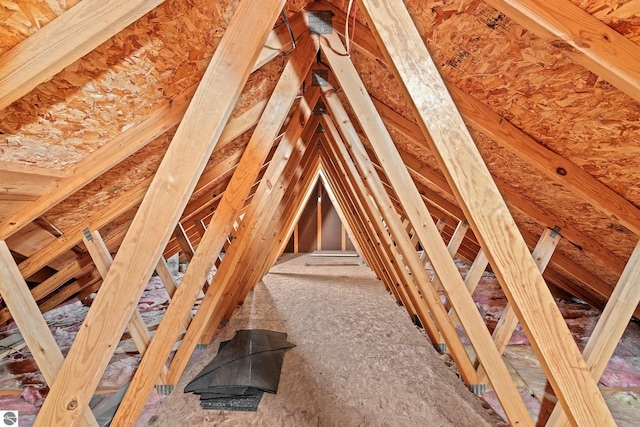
[1, 0, 640, 424]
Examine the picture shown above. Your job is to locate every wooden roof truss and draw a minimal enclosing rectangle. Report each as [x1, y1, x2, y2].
[0, 0, 639, 425]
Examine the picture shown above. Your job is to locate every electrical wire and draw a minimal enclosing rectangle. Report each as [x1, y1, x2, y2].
[281, 9, 296, 49]
[345, 0, 354, 55]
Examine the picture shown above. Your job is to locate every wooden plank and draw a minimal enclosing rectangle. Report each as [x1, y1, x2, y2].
[430, 220, 469, 290]
[320, 28, 532, 424]
[321, 105, 482, 385]
[154, 257, 178, 298]
[0, 9, 308, 241]
[0, 0, 165, 110]
[357, 1, 615, 424]
[173, 223, 195, 261]
[108, 30, 314, 424]
[0, 242, 98, 426]
[449, 249, 490, 327]
[34, 1, 287, 424]
[321, 113, 445, 347]
[319, 0, 638, 265]
[0, 162, 65, 198]
[547, 239, 640, 426]
[484, 0, 640, 103]
[81, 229, 168, 384]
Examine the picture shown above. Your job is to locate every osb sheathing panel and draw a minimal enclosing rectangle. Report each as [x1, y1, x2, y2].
[412, 0, 640, 206]
[0, 0, 81, 53]
[328, 4, 637, 300]
[0, 0, 305, 170]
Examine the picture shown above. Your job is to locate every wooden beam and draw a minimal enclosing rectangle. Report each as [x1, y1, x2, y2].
[0, 242, 98, 426]
[81, 229, 168, 383]
[484, 0, 640, 103]
[34, 1, 287, 424]
[320, 0, 638, 262]
[173, 223, 195, 261]
[0, 8, 309, 241]
[547, 239, 640, 426]
[320, 31, 532, 422]
[110, 34, 316, 424]
[0, 0, 165, 110]
[357, 1, 614, 424]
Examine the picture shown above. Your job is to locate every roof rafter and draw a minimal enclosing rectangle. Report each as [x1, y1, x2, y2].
[34, 1, 287, 424]
[484, 0, 640, 103]
[316, 0, 640, 239]
[0, 0, 166, 110]
[356, 0, 614, 423]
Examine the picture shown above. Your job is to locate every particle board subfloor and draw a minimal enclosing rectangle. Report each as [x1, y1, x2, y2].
[148, 253, 503, 426]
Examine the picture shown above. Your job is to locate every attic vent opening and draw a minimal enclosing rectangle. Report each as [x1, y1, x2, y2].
[308, 11, 333, 35]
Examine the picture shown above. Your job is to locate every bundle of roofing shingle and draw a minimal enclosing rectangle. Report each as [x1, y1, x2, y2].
[184, 329, 295, 411]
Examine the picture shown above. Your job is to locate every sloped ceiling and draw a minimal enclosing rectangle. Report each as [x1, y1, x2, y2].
[3, 0, 638, 316]
[0, 0, 639, 424]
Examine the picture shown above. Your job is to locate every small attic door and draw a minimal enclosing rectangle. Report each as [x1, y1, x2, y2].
[285, 181, 354, 253]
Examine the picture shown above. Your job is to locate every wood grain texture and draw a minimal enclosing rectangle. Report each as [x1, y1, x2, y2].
[320, 30, 532, 424]
[0, 242, 98, 426]
[358, 0, 615, 424]
[547, 239, 640, 426]
[0, 10, 305, 241]
[0, 0, 165, 110]
[321, 0, 636, 274]
[484, 0, 640, 103]
[33, 0, 287, 424]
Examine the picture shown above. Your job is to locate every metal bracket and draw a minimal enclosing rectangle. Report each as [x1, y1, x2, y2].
[195, 343, 208, 350]
[550, 225, 561, 238]
[411, 314, 423, 329]
[315, 123, 325, 134]
[156, 384, 175, 395]
[434, 343, 447, 353]
[308, 11, 333, 35]
[469, 383, 486, 395]
[82, 228, 93, 241]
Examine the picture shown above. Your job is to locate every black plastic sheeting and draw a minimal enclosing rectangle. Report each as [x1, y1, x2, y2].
[184, 329, 295, 411]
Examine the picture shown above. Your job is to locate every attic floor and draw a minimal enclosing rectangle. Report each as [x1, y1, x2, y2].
[147, 253, 503, 426]
[0, 253, 638, 425]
